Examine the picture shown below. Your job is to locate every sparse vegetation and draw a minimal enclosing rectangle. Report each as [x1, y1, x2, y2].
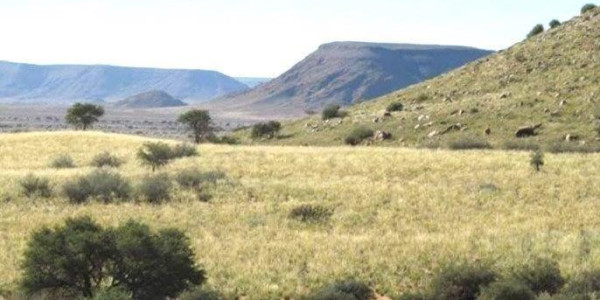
[344, 126, 374, 145]
[251, 121, 281, 139]
[19, 174, 52, 198]
[448, 135, 491, 150]
[527, 24, 545, 38]
[386, 102, 404, 112]
[530, 150, 544, 171]
[65, 103, 104, 130]
[178, 109, 214, 143]
[90, 151, 123, 168]
[289, 204, 332, 223]
[172, 143, 199, 158]
[581, 3, 597, 14]
[50, 154, 76, 168]
[478, 280, 535, 300]
[63, 169, 131, 203]
[304, 280, 374, 300]
[137, 173, 172, 203]
[322, 104, 342, 120]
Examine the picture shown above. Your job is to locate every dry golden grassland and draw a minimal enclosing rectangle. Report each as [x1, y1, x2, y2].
[1, 131, 599, 299]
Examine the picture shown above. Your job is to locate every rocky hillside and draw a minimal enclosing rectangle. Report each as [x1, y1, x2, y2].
[211, 42, 492, 117]
[0, 61, 248, 104]
[113, 90, 187, 108]
[238, 6, 600, 151]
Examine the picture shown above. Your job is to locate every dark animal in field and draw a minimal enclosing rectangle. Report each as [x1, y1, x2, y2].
[515, 123, 542, 138]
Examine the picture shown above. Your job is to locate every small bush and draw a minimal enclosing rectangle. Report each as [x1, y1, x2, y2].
[527, 24, 544, 38]
[20, 174, 52, 198]
[305, 280, 374, 300]
[175, 169, 226, 189]
[386, 102, 404, 112]
[209, 135, 239, 145]
[581, 3, 597, 14]
[63, 170, 131, 203]
[137, 173, 172, 204]
[530, 150, 544, 172]
[416, 94, 429, 102]
[137, 142, 173, 171]
[172, 143, 198, 159]
[512, 259, 564, 295]
[549, 19, 561, 29]
[322, 104, 342, 120]
[289, 204, 332, 223]
[430, 263, 497, 300]
[448, 136, 491, 150]
[478, 280, 535, 300]
[562, 270, 600, 297]
[546, 142, 600, 154]
[345, 127, 374, 146]
[503, 140, 540, 151]
[91, 151, 123, 168]
[251, 121, 281, 139]
[50, 154, 75, 169]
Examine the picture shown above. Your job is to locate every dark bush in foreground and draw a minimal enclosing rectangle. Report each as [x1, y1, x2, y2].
[478, 280, 535, 300]
[137, 173, 172, 203]
[527, 24, 544, 38]
[21, 216, 205, 300]
[172, 143, 199, 159]
[448, 136, 491, 150]
[50, 154, 76, 169]
[289, 204, 332, 223]
[305, 280, 374, 300]
[581, 3, 597, 14]
[322, 104, 342, 120]
[91, 151, 123, 168]
[63, 170, 131, 203]
[430, 263, 496, 300]
[512, 259, 564, 295]
[20, 174, 52, 198]
[251, 121, 281, 139]
[345, 127, 374, 146]
[386, 102, 404, 112]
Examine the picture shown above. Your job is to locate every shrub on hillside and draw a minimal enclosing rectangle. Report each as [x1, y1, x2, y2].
[416, 94, 429, 102]
[478, 280, 535, 300]
[386, 102, 404, 112]
[289, 204, 332, 223]
[63, 170, 131, 204]
[175, 169, 226, 189]
[581, 3, 597, 14]
[21, 216, 205, 300]
[549, 19, 562, 29]
[511, 259, 565, 295]
[137, 173, 172, 204]
[344, 127, 374, 146]
[91, 151, 123, 168]
[527, 24, 545, 38]
[322, 104, 342, 120]
[50, 154, 76, 169]
[430, 263, 497, 300]
[448, 136, 491, 150]
[561, 270, 600, 297]
[304, 280, 374, 300]
[137, 142, 174, 171]
[172, 143, 199, 159]
[208, 135, 239, 145]
[546, 142, 600, 154]
[251, 121, 281, 139]
[20, 174, 52, 198]
[503, 140, 540, 151]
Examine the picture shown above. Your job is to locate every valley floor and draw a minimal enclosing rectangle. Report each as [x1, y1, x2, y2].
[0, 131, 599, 299]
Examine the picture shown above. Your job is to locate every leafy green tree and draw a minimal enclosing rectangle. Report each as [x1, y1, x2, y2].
[178, 110, 214, 143]
[137, 142, 173, 171]
[250, 121, 281, 139]
[66, 103, 105, 130]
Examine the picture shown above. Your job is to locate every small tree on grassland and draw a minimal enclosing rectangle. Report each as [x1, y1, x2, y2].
[530, 150, 544, 172]
[137, 142, 173, 171]
[65, 103, 104, 130]
[178, 109, 214, 143]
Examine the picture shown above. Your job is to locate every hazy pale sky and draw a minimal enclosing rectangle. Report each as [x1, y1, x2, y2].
[0, 0, 583, 77]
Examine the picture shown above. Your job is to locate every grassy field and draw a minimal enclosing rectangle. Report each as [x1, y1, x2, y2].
[1, 131, 600, 299]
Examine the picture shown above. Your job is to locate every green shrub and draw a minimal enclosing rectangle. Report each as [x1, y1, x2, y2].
[549, 19, 561, 29]
[448, 136, 491, 150]
[63, 170, 130, 204]
[21, 216, 205, 300]
[50, 154, 75, 169]
[546, 142, 600, 154]
[20, 174, 52, 198]
[175, 169, 226, 189]
[416, 94, 429, 102]
[305, 280, 374, 300]
[562, 270, 600, 297]
[345, 127, 374, 146]
[91, 151, 123, 168]
[251, 121, 282, 139]
[178, 287, 225, 300]
[209, 135, 239, 145]
[581, 3, 597, 14]
[430, 263, 496, 300]
[322, 104, 342, 120]
[289, 204, 332, 223]
[386, 102, 404, 112]
[527, 24, 544, 38]
[397, 292, 432, 300]
[530, 150, 544, 172]
[478, 280, 535, 300]
[172, 143, 199, 159]
[137, 173, 172, 204]
[503, 140, 540, 151]
[511, 259, 564, 295]
[137, 142, 173, 171]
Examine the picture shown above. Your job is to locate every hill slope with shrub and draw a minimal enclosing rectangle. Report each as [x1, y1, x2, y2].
[242, 6, 600, 150]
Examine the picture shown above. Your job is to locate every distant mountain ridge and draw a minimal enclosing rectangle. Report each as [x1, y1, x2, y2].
[211, 42, 493, 117]
[0, 61, 248, 104]
[114, 90, 187, 108]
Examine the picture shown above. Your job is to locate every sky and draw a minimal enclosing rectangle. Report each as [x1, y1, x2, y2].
[0, 0, 584, 77]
